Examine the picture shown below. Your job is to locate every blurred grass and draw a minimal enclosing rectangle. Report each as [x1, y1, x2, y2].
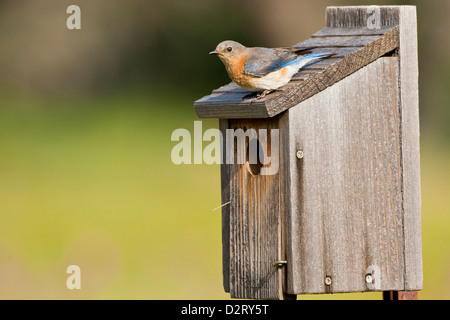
[419, 137, 450, 300]
[0, 90, 449, 299]
[0, 89, 227, 299]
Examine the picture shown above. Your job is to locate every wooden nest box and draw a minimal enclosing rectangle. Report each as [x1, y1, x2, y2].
[194, 6, 422, 300]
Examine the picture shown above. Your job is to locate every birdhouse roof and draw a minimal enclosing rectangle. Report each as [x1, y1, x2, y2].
[194, 6, 401, 119]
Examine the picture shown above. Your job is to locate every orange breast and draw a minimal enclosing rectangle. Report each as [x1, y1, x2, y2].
[225, 53, 254, 89]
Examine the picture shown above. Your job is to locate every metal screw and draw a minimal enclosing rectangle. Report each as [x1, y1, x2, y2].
[325, 276, 332, 286]
[273, 261, 287, 268]
[365, 274, 373, 284]
[296, 150, 304, 159]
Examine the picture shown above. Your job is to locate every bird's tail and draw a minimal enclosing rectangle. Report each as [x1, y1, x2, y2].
[302, 52, 335, 62]
[296, 52, 335, 69]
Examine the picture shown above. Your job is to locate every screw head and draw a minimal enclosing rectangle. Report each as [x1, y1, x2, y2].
[296, 150, 304, 159]
[325, 276, 332, 286]
[365, 274, 373, 283]
[273, 261, 287, 268]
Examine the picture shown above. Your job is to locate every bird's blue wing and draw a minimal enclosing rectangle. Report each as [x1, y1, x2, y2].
[243, 48, 300, 77]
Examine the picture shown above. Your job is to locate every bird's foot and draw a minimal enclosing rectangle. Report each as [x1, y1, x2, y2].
[251, 90, 274, 103]
[242, 90, 275, 103]
[256, 89, 273, 100]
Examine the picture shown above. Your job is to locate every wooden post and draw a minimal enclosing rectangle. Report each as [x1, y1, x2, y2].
[383, 291, 419, 300]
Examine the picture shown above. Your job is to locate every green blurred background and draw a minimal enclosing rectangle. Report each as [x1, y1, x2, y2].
[0, 0, 448, 299]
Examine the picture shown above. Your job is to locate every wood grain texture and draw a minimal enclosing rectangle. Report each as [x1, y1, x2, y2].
[226, 118, 294, 299]
[284, 57, 405, 294]
[326, 6, 400, 28]
[295, 35, 382, 48]
[312, 26, 397, 37]
[397, 6, 422, 291]
[194, 92, 269, 119]
[219, 119, 230, 293]
[319, 4, 422, 293]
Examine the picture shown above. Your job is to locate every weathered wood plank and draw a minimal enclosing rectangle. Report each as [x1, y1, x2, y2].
[326, 6, 400, 28]
[285, 57, 404, 294]
[228, 118, 292, 299]
[397, 6, 423, 291]
[219, 119, 230, 293]
[312, 26, 397, 37]
[295, 35, 382, 48]
[278, 112, 293, 299]
[195, 92, 253, 104]
[194, 93, 269, 119]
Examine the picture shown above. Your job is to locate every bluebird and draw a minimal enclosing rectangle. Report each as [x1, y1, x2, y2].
[210, 40, 334, 99]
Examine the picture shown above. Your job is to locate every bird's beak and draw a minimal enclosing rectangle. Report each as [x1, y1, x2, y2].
[209, 50, 220, 55]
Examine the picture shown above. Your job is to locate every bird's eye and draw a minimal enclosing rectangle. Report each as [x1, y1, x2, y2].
[226, 47, 232, 52]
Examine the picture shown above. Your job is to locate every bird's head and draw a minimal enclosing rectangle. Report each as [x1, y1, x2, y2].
[209, 41, 246, 63]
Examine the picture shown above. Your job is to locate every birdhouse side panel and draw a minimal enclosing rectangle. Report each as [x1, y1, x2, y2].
[285, 57, 406, 294]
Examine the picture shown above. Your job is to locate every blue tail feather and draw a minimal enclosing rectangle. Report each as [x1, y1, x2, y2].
[302, 52, 335, 61]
